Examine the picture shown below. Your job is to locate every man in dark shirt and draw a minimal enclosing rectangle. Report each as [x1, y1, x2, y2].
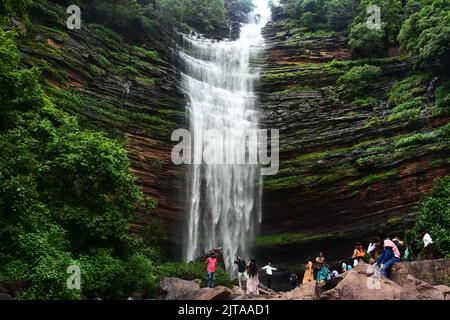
[234, 256, 247, 289]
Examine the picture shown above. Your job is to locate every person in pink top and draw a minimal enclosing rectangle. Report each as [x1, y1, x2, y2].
[375, 233, 402, 278]
[205, 254, 218, 288]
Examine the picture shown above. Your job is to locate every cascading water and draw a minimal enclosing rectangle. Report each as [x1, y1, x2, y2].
[180, 1, 271, 273]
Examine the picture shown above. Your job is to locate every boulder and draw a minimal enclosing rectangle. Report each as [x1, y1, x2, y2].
[159, 277, 201, 300]
[434, 285, 450, 300]
[231, 286, 245, 296]
[159, 277, 232, 300]
[284, 281, 317, 300]
[391, 259, 450, 286]
[0, 293, 14, 300]
[194, 287, 232, 300]
[319, 266, 449, 300]
[398, 275, 446, 300]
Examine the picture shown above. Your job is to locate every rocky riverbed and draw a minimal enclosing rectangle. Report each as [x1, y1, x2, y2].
[157, 259, 450, 300]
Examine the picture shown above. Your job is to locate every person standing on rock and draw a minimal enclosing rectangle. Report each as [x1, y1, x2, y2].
[289, 273, 299, 289]
[341, 261, 347, 273]
[234, 255, 247, 289]
[205, 253, 218, 288]
[352, 242, 366, 266]
[367, 239, 377, 258]
[262, 262, 277, 289]
[315, 252, 325, 278]
[246, 259, 259, 295]
[421, 230, 434, 260]
[302, 257, 314, 284]
[376, 237, 401, 278]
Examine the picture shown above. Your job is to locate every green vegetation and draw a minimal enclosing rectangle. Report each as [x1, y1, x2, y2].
[349, 0, 403, 58]
[254, 232, 334, 248]
[337, 65, 381, 98]
[348, 22, 385, 58]
[274, 0, 356, 32]
[399, 0, 450, 71]
[435, 81, 450, 109]
[0, 0, 31, 23]
[406, 177, 450, 259]
[348, 169, 398, 189]
[0, 24, 162, 300]
[157, 262, 233, 288]
[387, 74, 430, 122]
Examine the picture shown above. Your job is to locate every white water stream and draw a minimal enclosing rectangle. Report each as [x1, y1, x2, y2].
[180, 1, 270, 273]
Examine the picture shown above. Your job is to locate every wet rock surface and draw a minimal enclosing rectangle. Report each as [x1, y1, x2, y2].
[256, 15, 450, 264]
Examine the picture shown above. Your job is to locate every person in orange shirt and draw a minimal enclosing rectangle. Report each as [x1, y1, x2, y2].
[302, 257, 314, 284]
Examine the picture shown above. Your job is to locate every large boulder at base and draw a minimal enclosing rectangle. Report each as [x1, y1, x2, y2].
[284, 281, 317, 300]
[434, 285, 450, 300]
[398, 275, 446, 300]
[391, 259, 450, 286]
[159, 278, 201, 300]
[320, 265, 448, 300]
[0, 293, 15, 300]
[231, 286, 245, 296]
[193, 287, 232, 300]
[159, 277, 232, 300]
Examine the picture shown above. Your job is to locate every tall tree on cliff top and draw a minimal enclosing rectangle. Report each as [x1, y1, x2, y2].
[349, 0, 403, 57]
[399, 0, 450, 72]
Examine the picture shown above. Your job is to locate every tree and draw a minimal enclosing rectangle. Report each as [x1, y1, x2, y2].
[0, 0, 31, 23]
[399, 0, 450, 71]
[225, 0, 255, 24]
[325, 0, 356, 32]
[349, 0, 403, 57]
[0, 27, 157, 299]
[348, 22, 385, 57]
[157, 0, 226, 33]
[414, 177, 450, 258]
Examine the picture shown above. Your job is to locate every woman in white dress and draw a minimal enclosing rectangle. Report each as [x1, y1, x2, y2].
[246, 259, 259, 295]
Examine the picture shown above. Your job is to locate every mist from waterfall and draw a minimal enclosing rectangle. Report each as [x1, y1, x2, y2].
[180, 1, 270, 273]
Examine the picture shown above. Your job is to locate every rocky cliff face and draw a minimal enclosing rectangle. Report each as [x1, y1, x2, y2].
[16, 8, 188, 257]
[256, 18, 450, 265]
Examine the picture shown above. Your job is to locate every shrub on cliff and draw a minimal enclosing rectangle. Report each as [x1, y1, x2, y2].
[414, 177, 450, 258]
[337, 64, 381, 98]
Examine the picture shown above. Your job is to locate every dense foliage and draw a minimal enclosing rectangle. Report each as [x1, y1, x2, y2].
[0, 19, 159, 299]
[273, 0, 356, 32]
[348, 0, 403, 57]
[31, 0, 257, 40]
[157, 262, 233, 288]
[405, 178, 450, 259]
[399, 0, 450, 71]
[337, 64, 381, 98]
[415, 177, 450, 258]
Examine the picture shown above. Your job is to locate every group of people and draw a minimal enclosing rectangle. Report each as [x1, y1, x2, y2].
[204, 230, 434, 292]
[295, 230, 435, 287]
[234, 256, 277, 294]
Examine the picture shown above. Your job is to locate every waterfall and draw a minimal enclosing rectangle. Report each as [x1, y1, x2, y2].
[180, 1, 270, 273]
